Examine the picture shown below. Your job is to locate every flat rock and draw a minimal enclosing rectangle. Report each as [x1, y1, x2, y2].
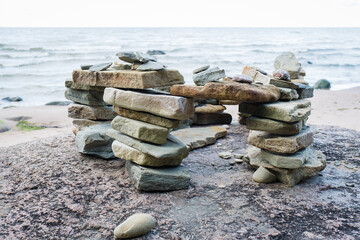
[252, 166, 277, 183]
[270, 79, 305, 89]
[278, 87, 299, 101]
[248, 126, 315, 154]
[239, 99, 311, 123]
[112, 141, 183, 167]
[194, 99, 219, 105]
[297, 85, 314, 99]
[65, 80, 105, 92]
[170, 82, 280, 103]
[274, 52, 301, 79]
[246, 117, 303, 136]
[0, 120, 11, 133]
[193, 65, 210, 74]
[68, 103, 117, 120]
[116, 52, 138, 63]
[113, 106, 182, 129]
[104, 88, 194, 120]
[261, 147, 312, 169]
[111, 116, 169, 145]
[80, 64, 92, 70]
[195, 104, 226, 114]
[75, 124, 114, 159]
[135, 52, 157, 63]
[110, 62, 132, 70]
[193, 112, 232, 125]
[65, 88, 105, 106]
[125, 161, 191, 191]
[146, 50, 166, 55]
[171, 126, 227, 150]
[88, 62, 112, 72]
[219, 100, 241, 105]
[114, 213, 156, 239]
[72, 119, 110, 132]
[136, 61, 166, 71]
[193, 67, 225, 86]
[72, 69, 184, 89]
[248, 146, 326, 187]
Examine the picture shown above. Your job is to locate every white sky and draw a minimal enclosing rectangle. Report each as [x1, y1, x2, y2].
[1, 0, 360, 27]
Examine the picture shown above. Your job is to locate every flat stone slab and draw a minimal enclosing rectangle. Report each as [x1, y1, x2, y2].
[68, 103, 117, 120]
[113, 106, 182, 129]
[248, 146, 326, 187]
[193, 65, 210, 74]
[136, 61, 165, 71]
[111, 116, 169, 145]
[246, 117, 303, 136]
[88, 62, 112, 72]
[104, 88, 194, 120]
[239, 99, 311, 123]
[248, 126, 315, 154]
[72, 69, 184, 89]
[274, 52, 301, 79]
[65, 88, 105, 106]
[75, 124, 114, 159]
[112, 141, 183, 167]
[65, 80, 105, 92]
[278, 87, 299, 101]
[297, 85, 314, 99]
[125, 161, 191, 191]
[195, 104, 226, 114]
[193, 112, 232, 125]
[171, 126, 227, 150]
[73, 119, 110, 132]
[269, 79, 305, 89]
[261, 147, 311, 169]
[170, 82, 280, 103]
[193, 67, 225, 86]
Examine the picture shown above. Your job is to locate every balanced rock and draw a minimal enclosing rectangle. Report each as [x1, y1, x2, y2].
[88, 62, 112, 72]
[274, 52, 301, 79]
[297, 85, 314, 99]
[170, 82, 280, 103]
[116, 52, 138, 63]
[261, 147, 312, 169]
[248, 126, 315, 154]
[193, 112, 232, 125]
[136, 61, 165, 71]
[171, 126, 227, 150]
[231, 74, 253, 84]
[125, 161, 191, 191]
[104, 88, 194, 120]
[252, 166, 277, 183]
[246, 117, 303, 136]
[65, 88, 105, 106]
[239, 99, 311, 123]
[193, 65, 210, 74]
[68, 103, 117, 120]
[195, 104, 226, 114]
[113, 106, 182, 129]
[73, 119, 111, 132]
[193, 67, 226, 86]
[112, 141, 183, 167]
[65, 80, 105, 92]
[111, 116, 169, 145]
[72, 69, 184, 89]
[273, 69, 290, 81]
[114, 213, 156, 239]
[278, 87, 299, 101]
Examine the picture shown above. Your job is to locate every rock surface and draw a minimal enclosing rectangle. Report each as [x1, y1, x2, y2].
[65, 88, 105, 106]
[193, 67, 226, 86]
[88, 62, 112, 72]
[297, 85, 314, 99]
[252, 166, 277, 183]
[193, 112, 232, 125]
[0, 120, 11, 133]
[170, 82, 280, 103]
[73, 119, 110, 132]
[104, 88, 194, 120]
[273, 70, 290, 80]
[72, 69, 184, 89]
[126, 161, 191, 191]
[261, 147, 311, 169]
[68, 103, 117, 120]
[314, 79, 331, 89]
[248, 126, 315, 154]
[65, 80, 105, 92]
[193, 65, 210, 74]
[274, 52, 301, 79]
[195, 104, 226, 114]
[279, 87, 299, 101]
[230, 74, 253, 84]
[246, 117, 303, 136]
[171, 126, 227, 150]
[114, 213, 155, 239]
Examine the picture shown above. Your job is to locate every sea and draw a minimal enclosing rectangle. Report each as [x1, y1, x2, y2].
[0, 28, 360, 108]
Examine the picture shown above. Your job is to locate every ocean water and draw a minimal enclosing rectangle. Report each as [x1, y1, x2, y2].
[0, 28, 360, 107]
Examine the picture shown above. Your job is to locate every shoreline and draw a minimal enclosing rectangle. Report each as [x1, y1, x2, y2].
[1, 87, 359, 148]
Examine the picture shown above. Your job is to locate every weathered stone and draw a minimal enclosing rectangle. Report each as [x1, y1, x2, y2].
[104, 88, 194, 120]
[72, 69, 184, 89]
[136, 52, 157, 63]
[65, 80, 105, 92]
[274, 52, 301, 79]
[116, 51, 138, 63]
[252, 166, 277, 183]
[297, 85, 314, 99]
[299, 67, 306, 76]
[125, 161, 190, 191]
[64, 88, 105, 106]
[219, 151, 232, 159]
[193, 65, 210, 74]
[68, 103, 117, 120]
[219, 100, 240, 105]
[193, 67, 226, 86]
[273, 69, 290, 81]
[248, 146, 326, 187]
[248, 126, 315, 154]
[111, 116, 169, 145]
[45, 101, 71, 106]
[0, 120, 10, 133]
[107, 129, 188, 159]
[170, 82, 280, 103]
[114, 213, 155, 239]
[195, 104, 226, 114]
[113, 106, 182, 129]
[75, 124, 114, 159]
[112, 141, 183, 167]
[278, 87, 299, 101]
[171, 126, 227, 150]
[242, 66, 258, 78]
[314, 79, 331, 89]
[73, 119, 110, 131]
[146, 50, 166, 55]
[239, 99, 311, 123]
[88, 62, 112, 72]
[231, 74, 253, 84]
[291, 78, 307, 85]
[110, 62, 132, 70]
[270, 79, 305, 89]
[193, 112, 232, 125]
[136, 61, 165, 71]
[246, 117, 303, 136]
[261, 147, 311, 169]
[80, 64, 92, 70]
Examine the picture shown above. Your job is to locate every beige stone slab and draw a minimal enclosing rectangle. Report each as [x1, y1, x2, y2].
[68, 103, 117, 120]
[261, 147, 311, 169]
[65, 80, 105, 91]
[195, 104, 226, 114]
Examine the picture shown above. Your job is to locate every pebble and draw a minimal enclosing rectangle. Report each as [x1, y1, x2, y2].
[252, 166, 277, 183]
[234, 153, 244, 159]
[334, 161, 341, 166]
[345, 165, 354, 169]
[211, 162, 215, 166]
[273, 69, 290, 80]
[114, 213, 156, 239]
[231, 74, 253, 84]
[88, 62, 112, 72]
[193, 65, 210, 74]
[345, 182, 355, 187]
[219, 152, 232, 159]
[235, 159, 244, 164]
[229, 160, 235, 165]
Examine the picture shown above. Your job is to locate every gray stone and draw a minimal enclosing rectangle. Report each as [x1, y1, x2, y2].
[171, 126, 227, 150]
[231, 74, 253, 84]
[273, 69, 290, 80]
[88, 62, 112, 72]
[193, 67, 226, 86]
[261, 147, 312, 169]
[65, 88, 105, 106]
[73, 119, 110, 132]
[252, 166, 277, 183]
[68, 103, 117, 120]
[270, 79, 305, 89]
[274, 52, 301, 79]
[239, 99, 311, 123]
[136, 61, 165, 71]
[107, 129, 188, 159]
[246, 117, 303, 136]
[116, 51, 138, 63]
[193, 65, 210, 74]
[111, 116, 169, 145]
[80, 64, 92, 70]
[114, 213, 155, 239]
[279, 87, 299, 101]
[219, 152, 232, 159]
[135, 52, 157, 63]
[193, 112, 232, 125]
[75, 123, 114, 159]
[297, 85, 314, 99]
[125, 161, 190, 191]
[45, 101, 72, 106]
[65, 80, 105, 92]
[2, 96, 22, 102]
[314, 79, 331, 89]
[0, 120, 11, 133]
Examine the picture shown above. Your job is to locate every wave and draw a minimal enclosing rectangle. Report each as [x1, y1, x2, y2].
[1, 47, 46, 52]
[318, 63, 360, 68]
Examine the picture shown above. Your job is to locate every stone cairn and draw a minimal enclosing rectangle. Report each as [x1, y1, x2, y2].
[239, 52, 326, 187]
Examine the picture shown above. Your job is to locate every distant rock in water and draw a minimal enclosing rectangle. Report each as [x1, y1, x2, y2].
[273, 70, 290, 81]
[307, 61, 313, 65]
[2, 96, 23, 102]
[146, 50, 166, 55]
[314, 79, 331, 90]
[0, 120, 11, 133]
[45, 101, 71, 106]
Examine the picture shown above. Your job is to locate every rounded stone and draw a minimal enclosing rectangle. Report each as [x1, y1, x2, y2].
[314, 79, 331, 89]
[114, 213, 156, 239]
[252, 166, 277, 183]
[232, 74, 253, 84]
[0, 120, 11, 133]
[273, 70, 290, 81]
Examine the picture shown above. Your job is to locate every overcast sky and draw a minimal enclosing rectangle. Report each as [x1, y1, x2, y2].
[1, 0, 360, 27]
